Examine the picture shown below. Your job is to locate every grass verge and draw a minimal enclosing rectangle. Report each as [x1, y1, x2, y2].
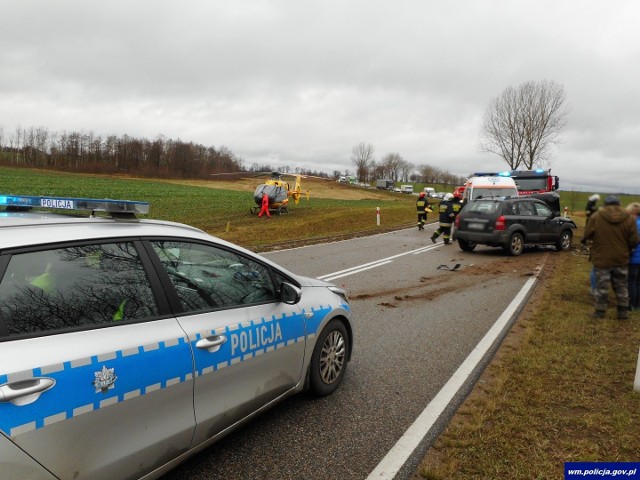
[415, 229, 640, 479]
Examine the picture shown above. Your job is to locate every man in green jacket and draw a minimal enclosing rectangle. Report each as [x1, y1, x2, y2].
[582, 195, 639, 319]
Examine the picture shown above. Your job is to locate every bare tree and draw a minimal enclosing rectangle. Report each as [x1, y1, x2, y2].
[380, 153, 405, 181]
[399, 160, 415, 182]
[480, 80, 568, 170]
[351, 142, 375, 182]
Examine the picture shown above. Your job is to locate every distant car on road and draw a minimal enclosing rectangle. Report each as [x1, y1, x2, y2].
[454, 193, 576, 256]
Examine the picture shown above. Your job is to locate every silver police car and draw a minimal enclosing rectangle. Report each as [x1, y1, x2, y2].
[0, 195, 353, 480]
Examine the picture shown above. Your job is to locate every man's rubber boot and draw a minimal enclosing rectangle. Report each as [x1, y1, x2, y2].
[617, 307, 629, 320]
[590, 310, 605, 319]
[431, 234, 436, 244]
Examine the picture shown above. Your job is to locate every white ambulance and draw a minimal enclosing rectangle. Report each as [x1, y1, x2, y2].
[462, 173, 519, 202]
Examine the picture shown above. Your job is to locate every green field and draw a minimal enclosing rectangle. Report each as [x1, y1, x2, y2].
[0, 166, 418, 249]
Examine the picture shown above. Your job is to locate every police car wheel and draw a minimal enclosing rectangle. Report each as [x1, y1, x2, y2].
[556, 230, 572, 251]
[505, 232, 524, 256]
[309, 319, 349, 396]
[458, 239, 476, 252]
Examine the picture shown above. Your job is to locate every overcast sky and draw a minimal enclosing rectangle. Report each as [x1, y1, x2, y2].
[2, 1, 638, 193]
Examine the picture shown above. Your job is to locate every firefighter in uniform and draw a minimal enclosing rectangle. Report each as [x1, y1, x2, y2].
[416, 192, 433, 230]
[431, 193, 455, 244]
[585, 194, 600, 224]
[449, 190, 463, 240]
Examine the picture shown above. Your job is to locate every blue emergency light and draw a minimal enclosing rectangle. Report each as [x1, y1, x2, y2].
[0, 194, 150, 215]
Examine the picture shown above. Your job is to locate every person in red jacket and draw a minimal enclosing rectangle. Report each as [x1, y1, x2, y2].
[258, 193, 271, 218]
[582, 195, 638, 319]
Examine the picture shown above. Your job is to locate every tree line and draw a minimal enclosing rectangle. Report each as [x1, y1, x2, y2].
[0, 125, 244, 178]
[349, 142, 466, 186]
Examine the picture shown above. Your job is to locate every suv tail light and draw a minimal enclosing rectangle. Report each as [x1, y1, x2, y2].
[455, 215, 460, 227]
[495, 215, 506, 230]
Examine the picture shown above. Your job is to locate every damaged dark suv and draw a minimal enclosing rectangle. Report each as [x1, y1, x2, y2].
[454, 192, 576, 256]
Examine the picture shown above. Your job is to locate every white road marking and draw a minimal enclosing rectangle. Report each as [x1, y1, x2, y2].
[365, 274, 538, 480]
[317, 244, 439, 281]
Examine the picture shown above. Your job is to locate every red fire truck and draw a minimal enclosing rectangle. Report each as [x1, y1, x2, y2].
[509, 169, 559, 195]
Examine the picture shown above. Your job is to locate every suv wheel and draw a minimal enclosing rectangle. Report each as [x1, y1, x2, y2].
[458, 239, 476, 252]
[556, 230, 572, 251]
[504, 232, 524, 256]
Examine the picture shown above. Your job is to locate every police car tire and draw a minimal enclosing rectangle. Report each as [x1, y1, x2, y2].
[556, 230, 572, 251]
[309, 319, 349, 396]
[505, 232, 524, 256]
[458, 239, 476, 252]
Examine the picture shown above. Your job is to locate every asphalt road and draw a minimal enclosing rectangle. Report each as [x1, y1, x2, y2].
[162, 224, 548, 480]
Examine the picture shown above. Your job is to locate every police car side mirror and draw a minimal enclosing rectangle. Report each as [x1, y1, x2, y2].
[280, 282, 302, 305]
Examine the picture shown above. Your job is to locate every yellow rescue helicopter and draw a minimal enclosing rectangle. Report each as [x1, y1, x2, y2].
[250, 172, 305, 215]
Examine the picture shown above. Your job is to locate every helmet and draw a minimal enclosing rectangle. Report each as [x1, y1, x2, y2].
[419, 192, 426, 198]
[453, 191, 462, 199]
[444, 193, 454, 201]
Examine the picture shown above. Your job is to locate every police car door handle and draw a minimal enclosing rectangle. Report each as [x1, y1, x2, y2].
[0, 378, 56, 406]
[196, 335, 227, 353]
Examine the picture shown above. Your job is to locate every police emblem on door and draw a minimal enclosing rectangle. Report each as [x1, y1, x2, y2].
[93, 366, 117, 393]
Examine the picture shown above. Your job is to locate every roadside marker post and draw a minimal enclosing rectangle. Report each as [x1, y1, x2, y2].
[376, 207, 381, 226]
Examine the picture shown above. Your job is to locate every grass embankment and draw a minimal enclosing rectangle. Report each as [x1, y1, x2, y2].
[0, 166, 418, 249]
[416, 218, 640, 479]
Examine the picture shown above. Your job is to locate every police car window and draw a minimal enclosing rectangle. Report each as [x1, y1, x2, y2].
[0, 243, 159, 337]
[150, 241, 278, 313]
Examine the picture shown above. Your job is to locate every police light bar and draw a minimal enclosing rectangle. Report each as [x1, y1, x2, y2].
[0, 195, 150, 214]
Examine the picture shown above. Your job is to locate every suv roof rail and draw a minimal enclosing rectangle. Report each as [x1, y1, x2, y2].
[0, 194, 150, 217]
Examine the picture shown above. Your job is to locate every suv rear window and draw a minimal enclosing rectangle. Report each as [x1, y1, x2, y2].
[465, 201, 500, 214]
